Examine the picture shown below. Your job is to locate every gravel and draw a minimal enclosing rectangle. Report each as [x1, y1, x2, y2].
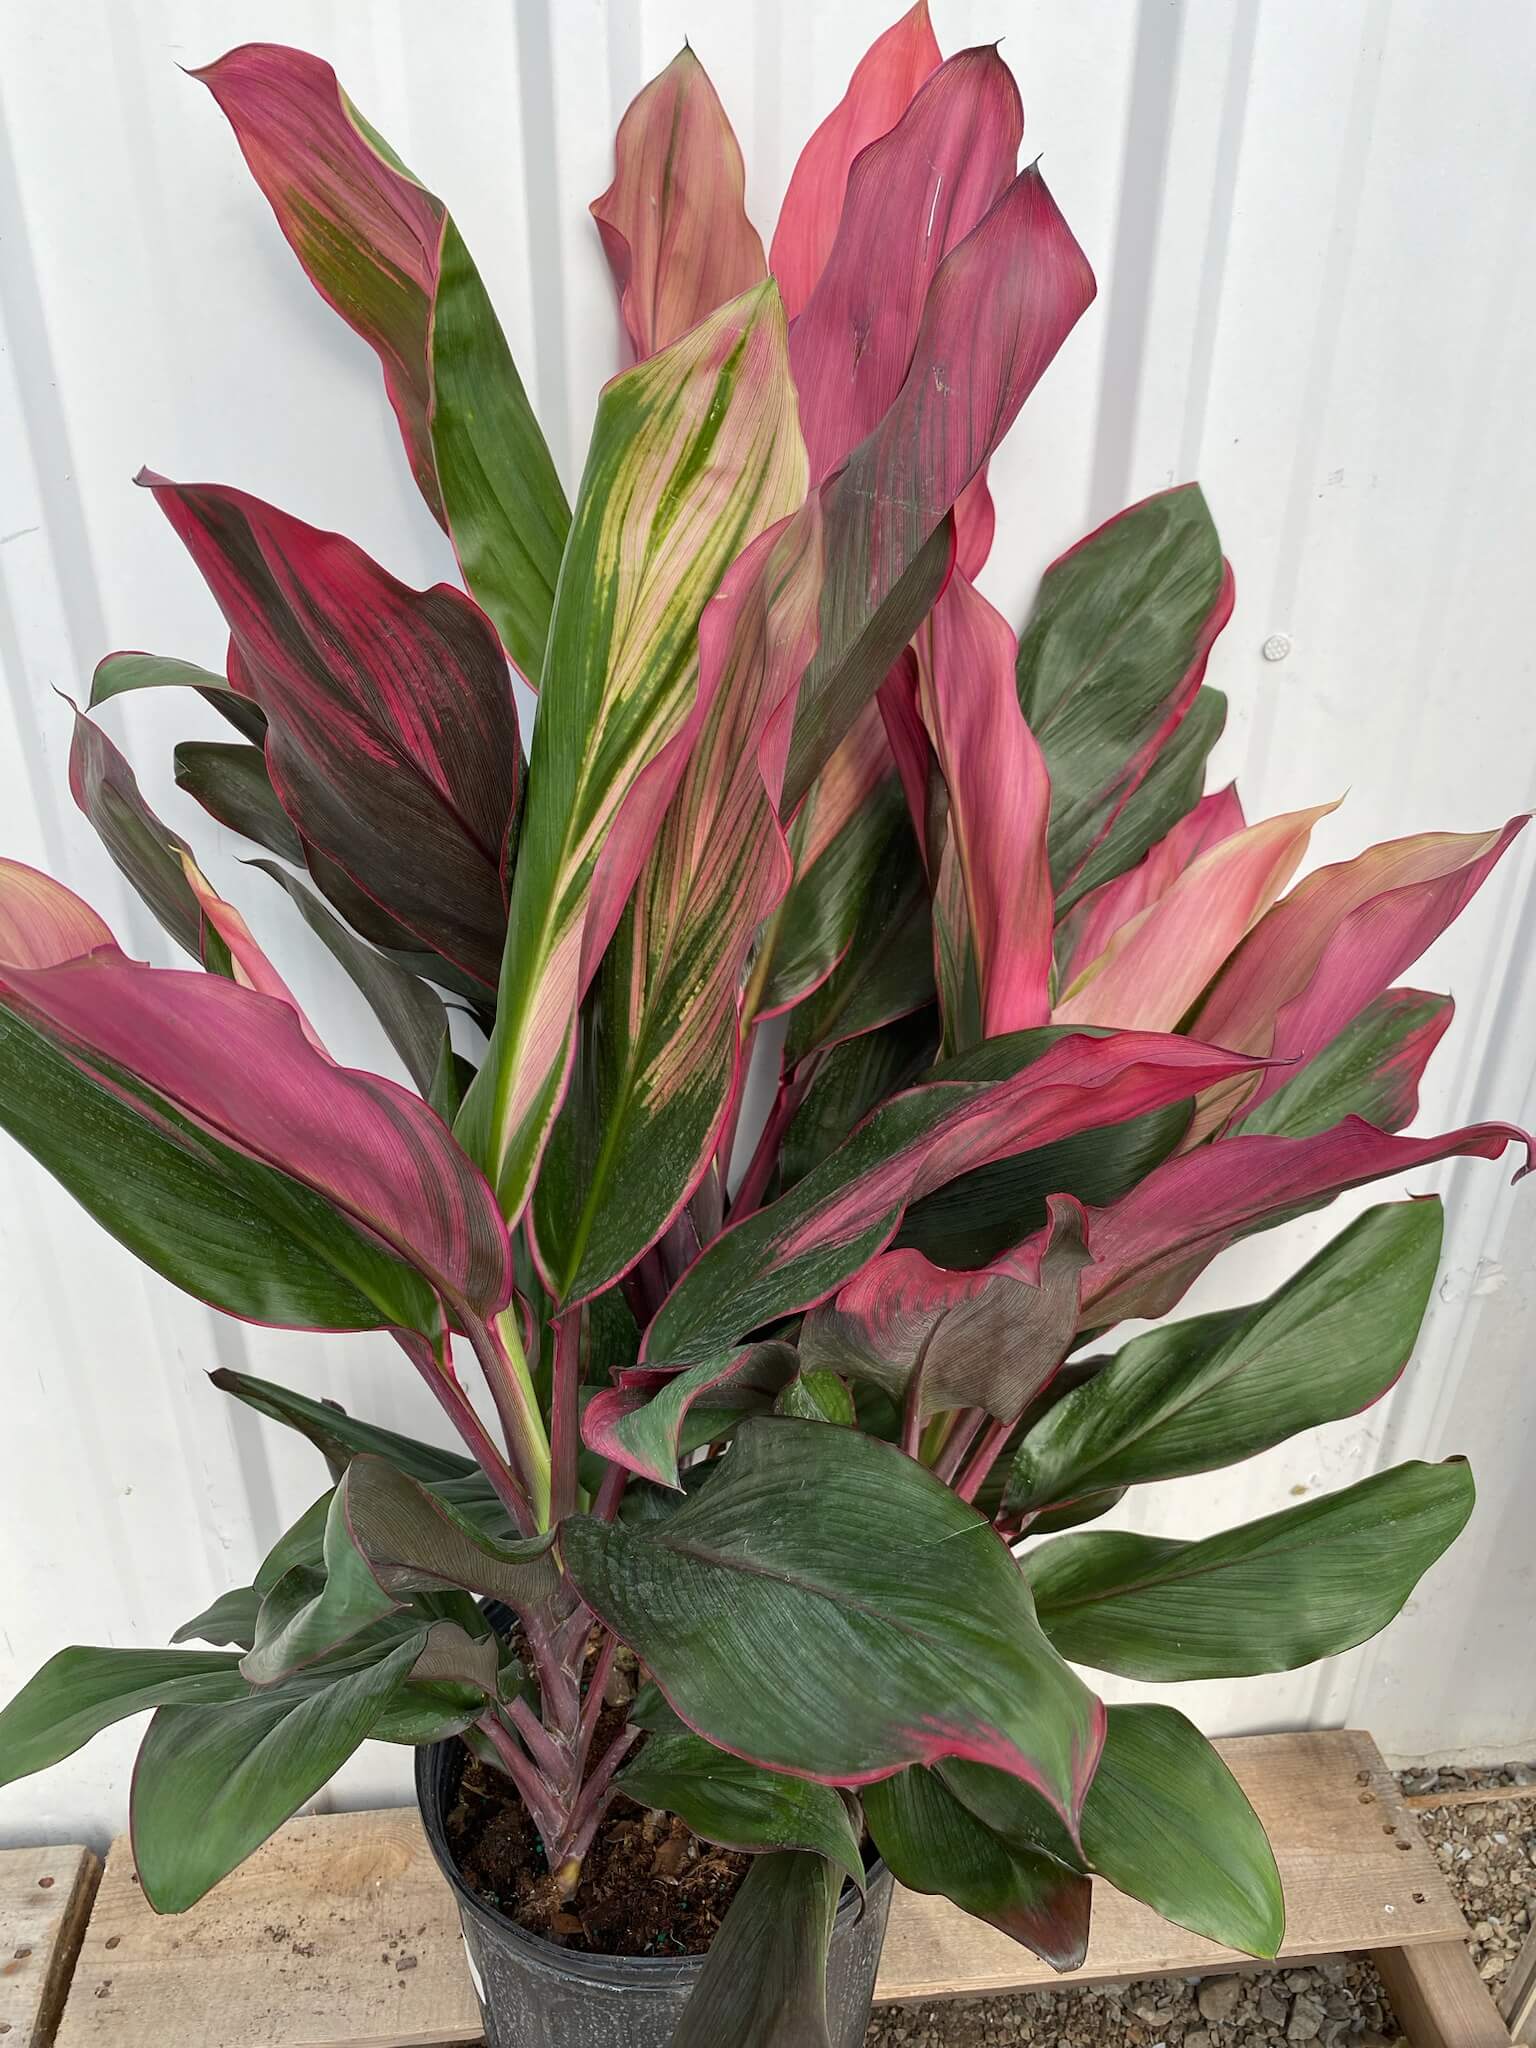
[864, 1761, 1536, 2046]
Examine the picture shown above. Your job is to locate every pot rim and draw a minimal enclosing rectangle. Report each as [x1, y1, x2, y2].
[413, 1735, 884, 1988]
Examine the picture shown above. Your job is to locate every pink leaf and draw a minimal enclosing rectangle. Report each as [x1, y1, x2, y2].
[1076, 1117, 1531, 1328]
[0, 860, 121, 970]
[802, 1194, 1090, 1420]
[177, 852, 329, 1056]
[916, 575, 1054, 1041]
[194, 45, 447, 520]
[786, 161, 1097, 810]
[1054, 802, 1337, 1032]
[790, 46, 1022, 483]
[592, 47, 768, 362]
[771, 1, 942, 319]
[1058, 784, 1245, 985]
[142, 474, 520, 988]
[0, 951, 512, 1321]
[1191, 818, 1528, 1130]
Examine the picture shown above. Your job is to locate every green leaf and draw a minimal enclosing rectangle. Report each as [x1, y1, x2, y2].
[562, 1419, 1101, 1829]
[172, 1587, 262, 1650]
[0, 1648, 248, 1788]
[131, 1635, 425, 1911]
[242, 1457, 558, 1683]
[1008, 1202, 1443, 1511]
[0, 1008, 436, 1333]
[174, 742, 305, 865]
[616, 1718, 864, 1888]
[780, 1012, 937, 1192]
[582, 1345, 797, 1490]
[671, 1850, 840, 2048]
[68, 712, 207, 964]
[210, 1368, 475, 1484]
[90, 649, 266, 741]
[863, 1766, 1090, 1970]
[1079, 1705, 1283, 1958]
[1236, 988, 1454, 1139]
[1016, 486, 1229, 902]
[430, 216, 570, 684]
[775, 1372, 855, 1425]
[1027, 1459, 1475, 1679]
[247, 862, 454, 1103]
[1056, 687, 1227, 917]
[255, 1491, 333, 1597]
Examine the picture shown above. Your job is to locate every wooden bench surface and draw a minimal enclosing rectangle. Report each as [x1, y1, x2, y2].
[0, 1843, 100, 2048]
[50, 1728, 1473, 2047]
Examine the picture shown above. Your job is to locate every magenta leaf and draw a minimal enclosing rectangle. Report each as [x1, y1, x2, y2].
[789, 46, 1022, 482]
[1057, 784, 1245, 986]
[581, 1344, 798, 1489]
[592, 48, 767, 361]
[142, 474, 521, 989]
[770, 0, 941, 319]
[646, 1030, 1269, 1361]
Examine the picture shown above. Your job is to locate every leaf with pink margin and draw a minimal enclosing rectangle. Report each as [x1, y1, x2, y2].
[1074, 1117, 1531, 1329]
[1057, 784, 1245, 986]
[142, 475, 521, 990]
[1054, 802, 1336, 1032]
[800, 1195, 1090, 1422]
[194, 45, 568, 680]
[67, 707, 209, 966]
[645, 1030, 1271, 1362]
[789, 46, 1022, 483]
[916, 575, 1054, 1046]
[785, 163, 1096, 811]
[1236, 987, 1453, 1140]
[770, 0, 941, 320]
[0, 860, 118, 969]
[1017, 486, 1233, 912]
[561, 1417, 1105, 1832]
[1189, 817, 1527, 1135]
[177, 853, 329, 1055]
[0, 949, 513, 1326]
[593, 48, 767, 362]
[535, 508, 824, 1304]
[582, 1343, 798, 1489]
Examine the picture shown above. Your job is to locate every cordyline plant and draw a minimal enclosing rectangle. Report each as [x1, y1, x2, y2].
[0, 8, 1529, 2036]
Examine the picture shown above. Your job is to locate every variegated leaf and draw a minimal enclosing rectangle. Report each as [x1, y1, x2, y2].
[535, 509, 823, 1302]
[458, 282, 807, 1225]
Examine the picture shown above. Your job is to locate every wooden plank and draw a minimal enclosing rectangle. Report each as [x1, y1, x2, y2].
[1404, 1782, 1536, 1813]
[1374, 1939, 1513, 2047]
[876, 1728, 1462, 2001]
[1498, 1919, 1536, 2043]
[0, 1845, 101, 2048]
[54, 1811, 478, 2048]
[51, 1729, 1471, 2046]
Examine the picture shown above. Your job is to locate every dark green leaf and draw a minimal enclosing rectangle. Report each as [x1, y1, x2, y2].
[69, 712, 207, 962]
[247, 862, 453, 1101]
[782, 808, 933, 1062]
[562, 1420, 1101, 1826]
[210, 1368, 475, 1484]
[780, 1012, 938, 1192]
[864, 1766, 1090, 1970]
[131, 1635, 424, 1911]
[1080, 1705, 1283, 1957]
[90, 649, 267, 739]
[0, 1647, 247, 1788]
[1237, 988, 1454, 1139]
[617, 1719, 863, 1887]
[174, 741, 305, 864]
[1009, 1202, 1443, 1510]
[775, 1372, 855, 1426]
[172, 1587, 262, 1650]
[671, 1850, 840, 2048]
[1027, 1459, 1475, 1679]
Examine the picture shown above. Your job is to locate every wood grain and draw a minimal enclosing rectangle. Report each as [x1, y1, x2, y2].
[0, 1845, 101, 2048]
[1375, 1939, 1514, 2046]
[48, 1730, 1484, 2047]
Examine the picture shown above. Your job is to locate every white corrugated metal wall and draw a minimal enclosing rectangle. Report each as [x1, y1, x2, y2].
[2, 0, 1534, 1848]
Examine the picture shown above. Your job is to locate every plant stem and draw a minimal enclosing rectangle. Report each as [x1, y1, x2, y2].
[593, 1462, 629, 1522]
[397, 1331, 534, 1535]
[548, 1308, 582, 1527]
[933, 1407, 987, 1486]
[954, 1414, 1016, 1505]
[473, 1710, 564, 1846]
[730, 1053, 819, 1220]
[465, 1309, 553, 1529]
[554, 1721, 643, 1889]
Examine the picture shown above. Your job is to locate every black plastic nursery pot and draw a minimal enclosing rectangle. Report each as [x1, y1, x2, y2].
[415, 1736, 895, 2047]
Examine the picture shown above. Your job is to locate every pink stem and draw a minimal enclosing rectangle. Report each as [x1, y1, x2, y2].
[933, 1407, 987, 1486]
[556, 1723, 643, 1866]
[549, 1308, 582, 1526]
[574, 1631, 619, 1778]
[509, 1694, 568, 1781]
[594, 1462, 629, 1523]
[473, 1710, 564, 1846]
[398, 1331, 534, 1536]
[955, 1414, 1016, 1505]
[730, 1055, 820, 1221]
